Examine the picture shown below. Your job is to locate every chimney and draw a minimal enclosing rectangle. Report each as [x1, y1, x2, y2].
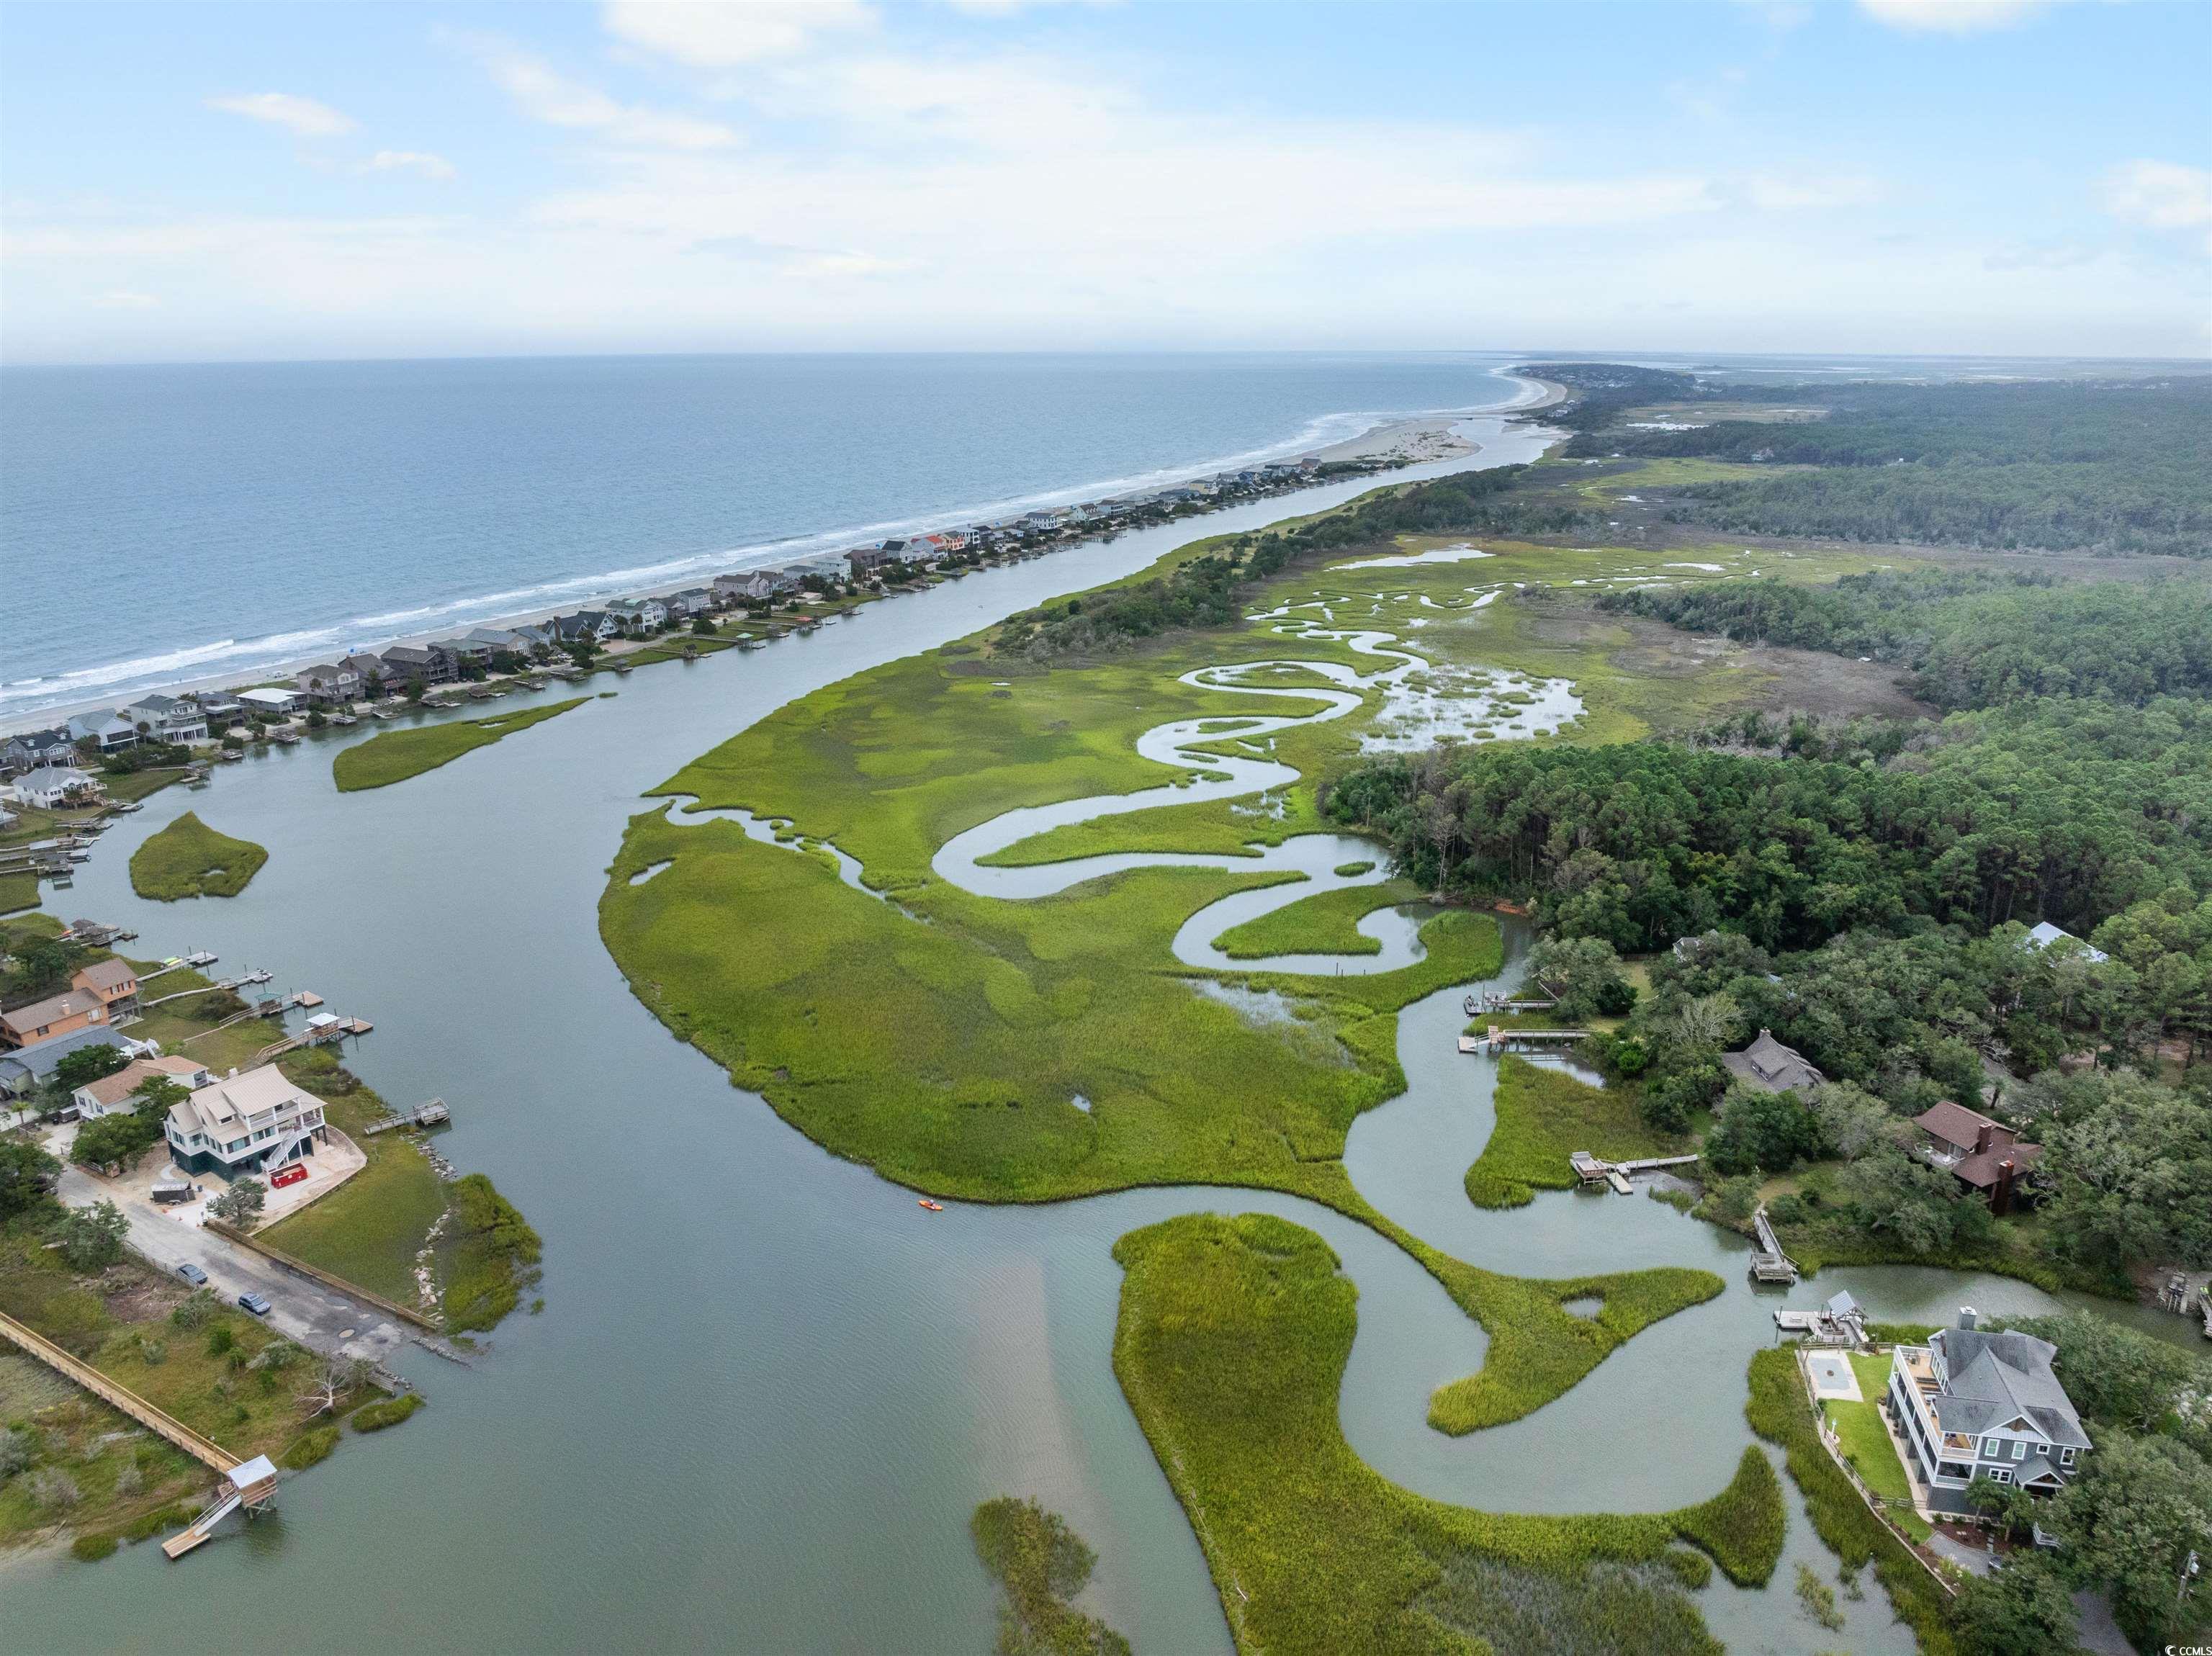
[1958, 1306, 1978, 1331]
[1974, 1120, 1994, 1154]
[1992, 1158, 2015, 1218]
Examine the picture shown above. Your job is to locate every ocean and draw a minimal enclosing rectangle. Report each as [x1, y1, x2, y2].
[1, 350, 1531, 722]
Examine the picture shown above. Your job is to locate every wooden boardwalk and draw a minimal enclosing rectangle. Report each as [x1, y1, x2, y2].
[0, 1309, 237, 1473]
[1749, 1205, 1800, 1284]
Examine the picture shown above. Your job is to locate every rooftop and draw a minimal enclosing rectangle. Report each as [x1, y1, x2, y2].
[1720, 1027, 1825, 1094]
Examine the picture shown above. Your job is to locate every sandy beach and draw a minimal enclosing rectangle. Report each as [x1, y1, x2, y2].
[6, 386, 1569, 736]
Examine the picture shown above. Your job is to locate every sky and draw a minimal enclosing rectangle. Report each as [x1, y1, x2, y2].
[1, 0, 2206, 364]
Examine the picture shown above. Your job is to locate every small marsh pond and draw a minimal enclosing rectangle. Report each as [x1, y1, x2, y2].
[9, 413, 2189, 1655]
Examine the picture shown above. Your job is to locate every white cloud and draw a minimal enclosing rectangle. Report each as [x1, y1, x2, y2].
[2100, 159, 2212, 231]
[1855, 1, 2045, 35]
[459, 34, 741, 149]
[206, 92, 358, 138]
[362, 150, 459, 181]
[602, 1, 873, 68]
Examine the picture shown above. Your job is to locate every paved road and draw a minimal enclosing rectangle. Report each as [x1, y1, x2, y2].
[57, 1164, 412, 1369]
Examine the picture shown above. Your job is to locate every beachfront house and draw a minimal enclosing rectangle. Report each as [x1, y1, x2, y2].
[1721, 1029, 1826, 1095]
[121, 694, 210, 744]
[294, 663, 361, 708]
[2023, 921, 2109, 965]
[507, 623, 558, 654]
[1912, 1099, 2043, 1213]
[337, 654, 392, 698]
[66, 710, 140, 752]
[161, 1065, 328, 1179]
[0, 986, 109, 1051]
[668, 588, 715, 619]
[846, 547, 891, 579]
[236, 686, 305, 721]
[1886, 1310, 2089, 1516]
[71, 1054, 212, 1119]
[10, 766, 103, 811]
[379, 644, 456, 686]
[71, 959, 141, 1019]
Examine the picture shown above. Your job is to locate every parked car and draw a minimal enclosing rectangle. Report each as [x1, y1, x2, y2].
[270, 1164, 308, 1189]
[174, 1262, 209, 1286]
[237, 1292, 272, 1317]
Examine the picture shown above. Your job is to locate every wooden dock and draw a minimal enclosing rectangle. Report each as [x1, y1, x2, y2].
[1473, 1026, 1591, 1055]
[361, 1098, 451, 1136]
[1749, 1205, 1800, 1284]
[1569, 1151, 1699, 1194]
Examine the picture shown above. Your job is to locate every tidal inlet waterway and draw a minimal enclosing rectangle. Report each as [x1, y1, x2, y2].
[5, 400, 2159, 1655]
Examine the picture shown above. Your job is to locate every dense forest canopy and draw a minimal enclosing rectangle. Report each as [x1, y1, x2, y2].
[1598, 570, 2212, 709]
[1323, 703, 2212, 950]
[1557, 374, 2212, 557]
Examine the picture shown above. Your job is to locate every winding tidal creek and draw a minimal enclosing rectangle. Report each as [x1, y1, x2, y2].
[5, 401, 2172, 1654]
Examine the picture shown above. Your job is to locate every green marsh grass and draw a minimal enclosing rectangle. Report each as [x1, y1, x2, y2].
[332, 697, 587, 791]
[1110, 1213, 1782, 1655]
[1213, 883, 1425, 960]
[127, 812, 267, 901]
[970, 1496, 1131, 1656]
[1465, 1057, 1686, 1210]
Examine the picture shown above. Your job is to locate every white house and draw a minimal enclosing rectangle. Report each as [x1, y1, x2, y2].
[66, 710, 138, 752]
[606, 598, 668, 634]
[1886, 1309, 2090, 1516]
[162, 1066, 329, 1179]
[236, 686, 305, 719]
[72, 1054, 213, 1118]
[10, 766, 102, 811]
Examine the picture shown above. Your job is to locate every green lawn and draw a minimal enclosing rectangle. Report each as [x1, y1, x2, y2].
[1213, 882, 1425, 959]
[1818, 1353, 1934, 1543]
[332, 697, 587, 791]
[1110, 1212, 1781, 1656]
[1464, 1056, 1686, 1209]
[258, 1058, 449, 1310]
[127, 811, 268, 901]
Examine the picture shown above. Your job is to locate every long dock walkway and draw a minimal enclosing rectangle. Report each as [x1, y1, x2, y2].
[0, 1308, 238, 1472]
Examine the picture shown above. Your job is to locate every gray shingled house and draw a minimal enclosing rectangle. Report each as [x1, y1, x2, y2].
[1886, 1310, 2090, 1516]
